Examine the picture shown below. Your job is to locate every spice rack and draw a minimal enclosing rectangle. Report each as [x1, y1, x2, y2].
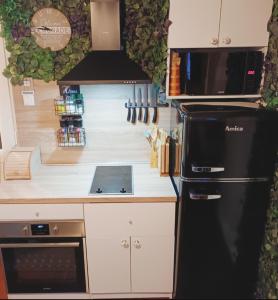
[57, 127, 86, 147]
[54, 92, 86, 147]
[54, 94, 84, 115]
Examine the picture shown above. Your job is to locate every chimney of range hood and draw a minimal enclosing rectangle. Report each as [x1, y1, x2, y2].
[90, 0, 121, 50]
[58, 0, 151, 85]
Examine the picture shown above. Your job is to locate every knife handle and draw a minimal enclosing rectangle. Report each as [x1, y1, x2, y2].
[152, 107, 158, 123]
[138, 107, 142, 121]
[127, 107, 131, 122]
[143, 107, 148, 124]
[131, 107, 137, 124]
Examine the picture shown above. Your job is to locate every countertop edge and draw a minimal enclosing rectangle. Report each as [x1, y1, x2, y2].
[0, 196, 177, 204]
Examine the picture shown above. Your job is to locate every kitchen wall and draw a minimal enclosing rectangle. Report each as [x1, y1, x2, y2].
[0, 34, 17, 180]
[13, 81, 170, 164]
[0, 36, 17, 153]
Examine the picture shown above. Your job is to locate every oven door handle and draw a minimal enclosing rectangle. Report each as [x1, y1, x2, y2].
[0, 242, 80, 249]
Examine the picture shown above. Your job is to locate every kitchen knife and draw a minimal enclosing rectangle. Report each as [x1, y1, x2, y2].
[152, 87, 158, 123]
[131, 84, 136, 124]
[149, 85, 157, 123]
[143, 84, 148, 124]
[137, 87, 142, 121]
[127, 98, 131, 122]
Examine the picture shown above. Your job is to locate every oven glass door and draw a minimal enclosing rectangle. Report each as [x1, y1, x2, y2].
[0, 237, 86, 293]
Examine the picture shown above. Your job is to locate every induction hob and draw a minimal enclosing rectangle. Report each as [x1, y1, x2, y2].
[89, 165, 133, 195]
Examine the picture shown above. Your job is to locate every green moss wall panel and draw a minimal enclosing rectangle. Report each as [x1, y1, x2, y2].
[124, 0, 170, 86]
[258, 1, 278, 299]
[0, 0, 91, 85]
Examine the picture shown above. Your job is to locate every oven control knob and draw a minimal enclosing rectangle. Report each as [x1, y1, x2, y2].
[53, 225, 59, 234]
[22, 225, 28, 235]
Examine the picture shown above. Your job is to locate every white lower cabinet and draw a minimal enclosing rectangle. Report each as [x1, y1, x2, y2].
[131, 236, 174, 293]
[84, 203, 175, 298]
[86, 237, 131, 294]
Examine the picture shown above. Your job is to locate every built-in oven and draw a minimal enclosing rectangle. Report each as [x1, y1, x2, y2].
[0, 221, 88, 294]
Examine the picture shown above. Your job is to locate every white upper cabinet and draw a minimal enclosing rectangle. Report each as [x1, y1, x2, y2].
[168, 0, 222, 48]
[219, 0, 273, 47]
[168, 0, 273, 48]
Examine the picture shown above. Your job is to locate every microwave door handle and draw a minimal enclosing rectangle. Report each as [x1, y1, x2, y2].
[192, 166, 225, 173]
[190, 193, 222, 200]
[0, 242, 80, 249]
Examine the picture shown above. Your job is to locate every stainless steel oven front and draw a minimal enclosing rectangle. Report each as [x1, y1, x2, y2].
[0, 221, 88, 294]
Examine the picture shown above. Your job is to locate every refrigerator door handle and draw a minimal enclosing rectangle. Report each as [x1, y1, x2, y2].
[189, 193, 222, 200]
[192, 166, 225, 173]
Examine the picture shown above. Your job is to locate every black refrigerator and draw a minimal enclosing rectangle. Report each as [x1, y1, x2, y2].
[169, 100, 278, 299]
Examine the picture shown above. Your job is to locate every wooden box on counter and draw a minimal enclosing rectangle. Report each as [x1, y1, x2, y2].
[4, 147, 41, 180]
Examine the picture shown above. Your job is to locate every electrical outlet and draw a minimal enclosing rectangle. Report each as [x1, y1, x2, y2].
[22, 90, 35, 106]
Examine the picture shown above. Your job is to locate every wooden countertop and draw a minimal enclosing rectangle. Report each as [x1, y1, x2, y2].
[0, 163, 176, 204]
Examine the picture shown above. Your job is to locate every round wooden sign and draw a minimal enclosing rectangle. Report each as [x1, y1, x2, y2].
[31, 8, 72, 51]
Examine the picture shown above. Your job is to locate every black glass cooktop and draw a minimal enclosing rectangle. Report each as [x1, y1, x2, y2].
[89, 166, 133, 195]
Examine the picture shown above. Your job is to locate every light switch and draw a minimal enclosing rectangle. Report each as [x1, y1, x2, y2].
[23, 78, 33, 88]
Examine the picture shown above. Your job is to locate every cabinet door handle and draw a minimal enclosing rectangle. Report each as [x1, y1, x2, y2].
[133, 240, 141, 249]
[211, 38, 219, 45]
[121, 240, 129, 249]
[223, 37, 231, 45]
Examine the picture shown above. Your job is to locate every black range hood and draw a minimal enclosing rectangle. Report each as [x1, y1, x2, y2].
[58, 0, 151, 86]
[58, 50, 151, 85]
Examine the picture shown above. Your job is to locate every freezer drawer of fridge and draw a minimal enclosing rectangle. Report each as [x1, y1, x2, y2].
[181, 110, 277, 180]
[175, 181, 270, 299]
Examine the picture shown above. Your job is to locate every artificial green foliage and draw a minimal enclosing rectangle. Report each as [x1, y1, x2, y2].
[54, 36, 91, 80]
[0, 0, 31, 40]
[257, 0, 278, 298]
[4, 37, 55, 85]
[0, 0, 91, 85]
[263, 0, 278, 108]
[124, 0, 170, 86]
[257, 172, 278, 299]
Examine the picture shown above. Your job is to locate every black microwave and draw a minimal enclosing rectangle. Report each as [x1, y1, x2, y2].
[178, 49, 264, 95]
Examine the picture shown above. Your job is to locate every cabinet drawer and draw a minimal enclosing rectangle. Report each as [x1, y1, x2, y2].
[84, 203, 175, 237]
[0, 204, 83, 220]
